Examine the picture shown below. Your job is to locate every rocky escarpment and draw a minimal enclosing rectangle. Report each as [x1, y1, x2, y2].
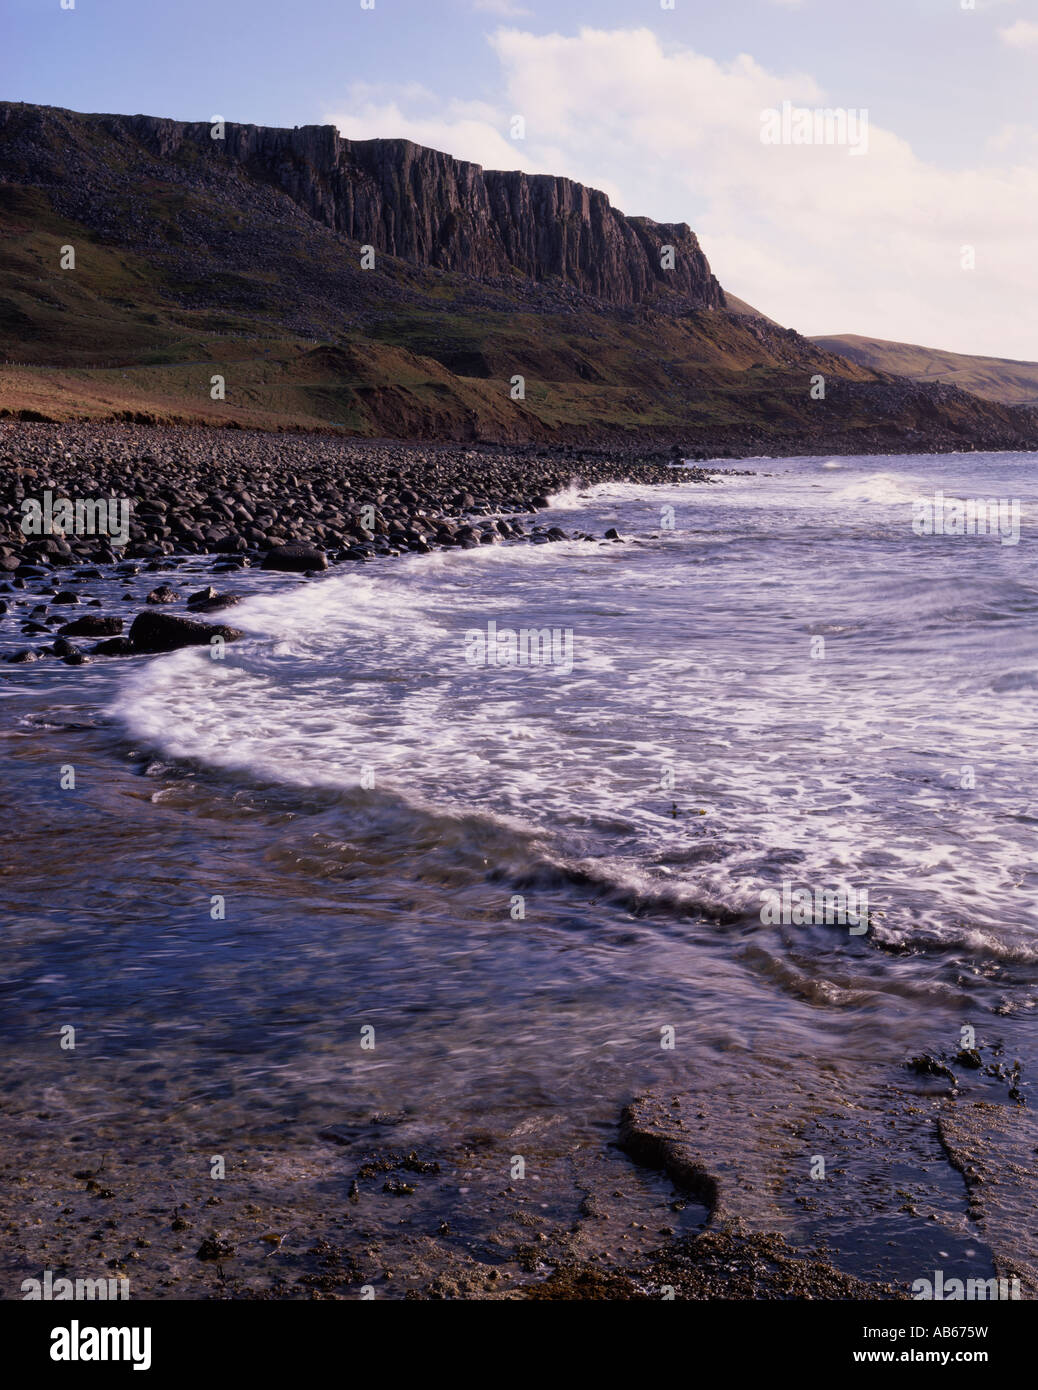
[4, 100, 1037, 448]
[0, 102, 723, 310]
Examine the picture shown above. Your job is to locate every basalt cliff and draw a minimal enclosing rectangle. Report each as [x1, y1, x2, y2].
[1, 100, 1035, 451]
[109, 112, 724, 311]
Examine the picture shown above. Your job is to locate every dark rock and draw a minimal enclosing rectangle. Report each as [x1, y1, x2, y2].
[190, 594, 242, 613]
[91, 637, 136, 656]
[196, 1235, 235, 1261]
[58, 615, 123, 637]
[261, 543, 328, 573]
[129, 610, 244, 653]
[908, 1055, 955, 1081]
[146, 583, 180, 604]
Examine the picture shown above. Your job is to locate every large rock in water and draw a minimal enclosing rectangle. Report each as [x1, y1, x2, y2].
[261, 543, 328, 573]
[129, 611, 244, 653]
[58, 615, 123, 637]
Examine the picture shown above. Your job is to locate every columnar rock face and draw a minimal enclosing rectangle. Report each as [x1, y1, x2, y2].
[1, 103, 723, 310]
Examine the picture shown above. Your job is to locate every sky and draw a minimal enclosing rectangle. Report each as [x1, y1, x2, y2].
[4, 0, 1038, 358]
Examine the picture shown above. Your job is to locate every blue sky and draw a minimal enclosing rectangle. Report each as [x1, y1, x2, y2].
[4, 0, 1034, 165]
[4, 0, 1038, 355]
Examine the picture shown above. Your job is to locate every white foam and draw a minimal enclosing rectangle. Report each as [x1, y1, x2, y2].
[110, 452, 1038, 963]
[831, 471, 927, 505]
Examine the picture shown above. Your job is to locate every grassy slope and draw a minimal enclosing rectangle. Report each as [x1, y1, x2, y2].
[0, 106, 878, 440]
[1, 105, 1033, 448]
[814, 333, 1038, 408]
[0, 183, 863, 439]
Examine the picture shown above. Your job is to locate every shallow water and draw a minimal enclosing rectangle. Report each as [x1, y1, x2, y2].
[2, 451, 1036, 1293]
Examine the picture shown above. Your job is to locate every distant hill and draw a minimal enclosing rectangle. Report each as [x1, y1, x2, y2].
[813, 333, 1038, 408]
[1, 101, 1036, 451]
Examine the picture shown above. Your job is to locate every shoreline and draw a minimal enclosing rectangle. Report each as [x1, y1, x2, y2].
[2, 423, 736, 668]
[3, 423, 1034, 668]
[2, 431, 1034, 1301]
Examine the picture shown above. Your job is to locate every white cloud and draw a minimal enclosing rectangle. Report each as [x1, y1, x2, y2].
[987, 122, 1038, 160]
[472, 0, 532, 15]
[325, 26, 1038, 358]
[328, 85, 544, 171]
[998, 19, 1038, 47]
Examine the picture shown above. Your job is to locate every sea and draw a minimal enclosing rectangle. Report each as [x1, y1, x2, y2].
[2, 450, 1036, 1295]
